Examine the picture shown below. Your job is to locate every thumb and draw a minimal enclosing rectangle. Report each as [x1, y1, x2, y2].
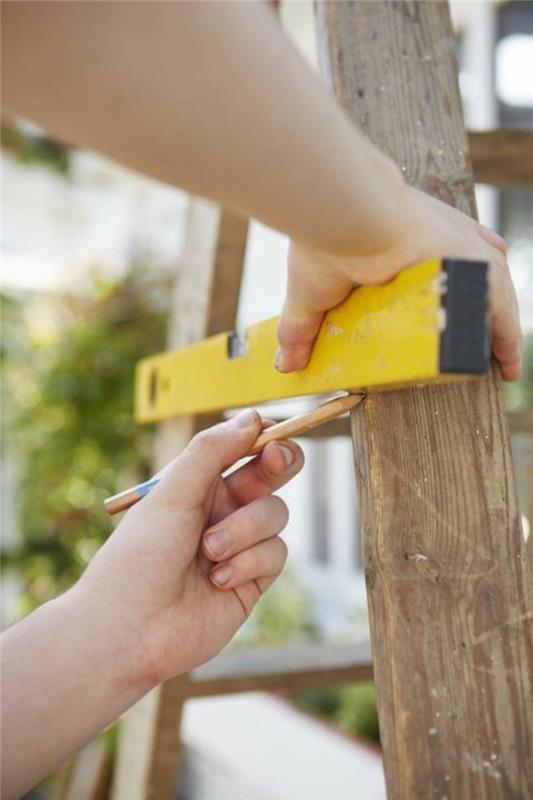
[155, 409, 262, 509]
[275, 301, 325, 373]
[277, 242, 353, 373]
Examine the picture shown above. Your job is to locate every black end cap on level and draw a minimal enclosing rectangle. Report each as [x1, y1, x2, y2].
[439, 259, 490, 374]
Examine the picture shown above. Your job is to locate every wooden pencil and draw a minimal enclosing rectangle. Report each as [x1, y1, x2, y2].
[104, 393, 363, 516]
[247, 393, 362, 454]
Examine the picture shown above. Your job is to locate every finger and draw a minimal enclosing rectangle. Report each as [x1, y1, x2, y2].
[231, 581, 262, 619]
[261, 417, 278, 429]
[492, 314, 523, 380]
[256, 575, 277, 594]
[224, 440, 304, 509]
[208, 435, 303, 528]
[210, 536, 288, 590]
[488, 257, 523, 381]
[153, 408, 262, 509]
[203, 494, 289, 562]
[477, 223, 507, 256]
[276, 304, 325, 373]
[277, 246, 353, 373]
[231, 575, 279, 619]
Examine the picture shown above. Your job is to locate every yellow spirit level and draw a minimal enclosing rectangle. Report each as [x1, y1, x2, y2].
[134, 258, 489, 423]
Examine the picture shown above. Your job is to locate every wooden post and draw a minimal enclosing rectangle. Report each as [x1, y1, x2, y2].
[111, 199, 248, 800]
[316, 2, 533, 798]
[468, 130, 533, 188]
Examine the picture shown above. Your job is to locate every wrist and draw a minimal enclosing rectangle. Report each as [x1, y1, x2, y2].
[66, 579, 160, 698]
[320, 158, 408, 260]
[349, 184, 432, 277]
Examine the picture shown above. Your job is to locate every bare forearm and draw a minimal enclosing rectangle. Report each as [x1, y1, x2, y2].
[0, 414, 306, 797]
[0, 587, 150, 799]
[2, 0, 405, 256]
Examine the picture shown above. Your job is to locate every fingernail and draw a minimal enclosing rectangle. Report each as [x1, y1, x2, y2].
[231, 408, 258, 429]
[204, 530, 231, 557]
[211, 564, 233, 586]
[278, 444, 295, 467]
[274, 349, 289, 372]
[275, 351, 294, 373]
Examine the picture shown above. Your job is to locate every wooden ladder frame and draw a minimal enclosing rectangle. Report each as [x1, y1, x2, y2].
[316, 2, 533, 797]
[110, 199, 247, 800]
[104, 2, 533, 798]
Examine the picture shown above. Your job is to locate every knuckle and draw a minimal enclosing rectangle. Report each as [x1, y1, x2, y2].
[364, 263, 399, 285]
[499, 258, 510, 278]
[272, 496, 289, 527]
[495, 251, 510, 277]
[277, 315, 319, 348]
[276, 320, 292, 348]
[243, 548, 261, 576]
[275, 538, 289, 571]
[277, 328, 303, 351]
[192, 428, 216, 451]
[253, 465, 277, 496]
[497, 236, 508, 255]
[260, 496, 289, 533]
[247, 510, 264, 543]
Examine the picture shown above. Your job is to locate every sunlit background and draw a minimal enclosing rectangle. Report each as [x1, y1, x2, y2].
[1, 2, 532, 798]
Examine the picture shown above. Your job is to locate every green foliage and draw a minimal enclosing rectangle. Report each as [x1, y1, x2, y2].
[297, 685, 342, 718]
[298, 682, 380, 743]
[336, 683, 380, 741]
[1, 269, 168, 611]
[2, 125, 72, 175]
[235, 571, 318, 648]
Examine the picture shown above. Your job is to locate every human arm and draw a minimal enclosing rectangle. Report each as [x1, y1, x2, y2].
[2, 1, 522, 379]
[2, 0, 404, 257]
[1, 410, 304, 799]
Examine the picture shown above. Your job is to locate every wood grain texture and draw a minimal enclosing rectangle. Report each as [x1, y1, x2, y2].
[206, 210, 248, 337]
[276, 409, 533, 440]
[316, 2, 533, 798]
[469, 129, 533, 188]
[111, 200, 248, 800]
[508, 409, 533, 436]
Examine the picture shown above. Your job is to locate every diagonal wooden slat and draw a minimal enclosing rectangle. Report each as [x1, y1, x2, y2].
[110, 200, 248, 800]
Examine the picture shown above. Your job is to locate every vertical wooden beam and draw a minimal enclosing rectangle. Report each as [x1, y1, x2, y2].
[63, 739, 112, 800]
[111, 199, 248, 800]
[316, 2, 533, 798]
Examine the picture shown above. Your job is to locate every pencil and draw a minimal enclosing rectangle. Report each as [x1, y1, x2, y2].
[104, 393, 363, 516]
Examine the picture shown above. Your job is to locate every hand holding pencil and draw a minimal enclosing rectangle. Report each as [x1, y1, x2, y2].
[104, 394, 362, 515]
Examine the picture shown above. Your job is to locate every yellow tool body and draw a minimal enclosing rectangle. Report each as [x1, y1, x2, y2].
[135, 258, 489, 423]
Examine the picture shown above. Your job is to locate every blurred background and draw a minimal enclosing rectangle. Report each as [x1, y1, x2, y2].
[1, 2, 532, 798]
